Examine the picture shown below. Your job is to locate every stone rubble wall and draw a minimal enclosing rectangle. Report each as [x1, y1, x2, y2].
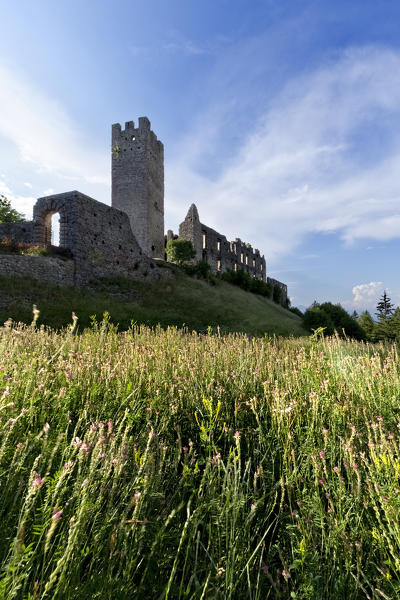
[0, 254, 74, 286]
[267, 276, 288, 303]
[0, 221, 34, 244]
[32, 191, 169, 286]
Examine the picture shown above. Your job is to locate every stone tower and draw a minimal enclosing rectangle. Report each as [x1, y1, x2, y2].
[111, 117, 164, 258]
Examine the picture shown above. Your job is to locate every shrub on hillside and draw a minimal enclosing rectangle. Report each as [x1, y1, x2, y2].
[166, 238, 195, 266]
[303, 302, 365, 340]
[184, 260, 213, 281]
[303, 306, 334, 335]
[289, 306, 303, 318]
[319, 302, 365, 340]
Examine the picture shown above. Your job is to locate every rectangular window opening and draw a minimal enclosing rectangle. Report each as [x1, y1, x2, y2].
[202, 231, 207, 249]
[217, 239, 221, 251]
[217, 259, 221, 271]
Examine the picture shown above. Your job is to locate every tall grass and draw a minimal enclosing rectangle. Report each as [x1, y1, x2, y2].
[0, 317, 399, 599]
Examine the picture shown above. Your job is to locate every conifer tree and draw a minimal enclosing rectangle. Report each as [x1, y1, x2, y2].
[376, 291, 395, 321]
[376, 291, 395, 340]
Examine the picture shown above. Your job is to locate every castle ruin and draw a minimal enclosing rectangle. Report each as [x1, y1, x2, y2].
[0, 116, 287, 301]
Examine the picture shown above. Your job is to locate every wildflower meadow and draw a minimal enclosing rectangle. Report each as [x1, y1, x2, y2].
[0, 316, 400, 599]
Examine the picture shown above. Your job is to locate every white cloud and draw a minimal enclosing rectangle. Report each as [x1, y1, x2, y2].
[166, 46, 400, 260]
[351, 282, 384, 310]
[23, 182, 32, 189]
[0, 180, 35, 219]
[0, 62, 108, 185]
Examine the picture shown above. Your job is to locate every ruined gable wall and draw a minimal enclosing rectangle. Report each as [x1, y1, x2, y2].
[112, 117, 164, 258]
[178, 204, 266, 281]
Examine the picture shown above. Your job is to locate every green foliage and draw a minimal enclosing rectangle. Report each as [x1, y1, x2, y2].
[376, 290, 395, 321]
[0, 324, 400, 598]
[0, 195, 25, 223]
[303, 306, 334, 335]
[389, 307, 400, 341]
[319, 302, 366, 340]
[220, 269, 285, 306]
[304, 302, 365, 340]
[166, 238, 195, 266]
[357, 310, 377, 341]
[273, 284, 282, 304]
[183, 259, 212, 281]
[289, 306, 303, 318]
[375, 291, 396, 340]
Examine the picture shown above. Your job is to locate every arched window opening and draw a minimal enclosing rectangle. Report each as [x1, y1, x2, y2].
[51, 212, 61, 246]
[42, 210, 62, 247]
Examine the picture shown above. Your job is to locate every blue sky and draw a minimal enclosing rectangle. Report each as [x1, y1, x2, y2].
[1, 0, 400, 312]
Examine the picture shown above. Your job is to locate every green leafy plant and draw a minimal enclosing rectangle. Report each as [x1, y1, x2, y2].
[166, 238, 195, 266]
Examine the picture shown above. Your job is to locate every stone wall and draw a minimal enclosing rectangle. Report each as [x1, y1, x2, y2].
[267, 277, 288, 304]
[112, 117, 164, 259]
[0, 254, 74, 286]
[0, 221, 34, 244]
[179, 204, 266, 281]
[33, 191, 166, 286]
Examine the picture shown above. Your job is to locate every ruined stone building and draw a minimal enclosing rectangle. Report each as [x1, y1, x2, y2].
[0, 116, 287, 301]
[176, 204, 266, 281]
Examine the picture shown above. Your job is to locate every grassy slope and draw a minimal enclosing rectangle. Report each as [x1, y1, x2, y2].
[0, 264, 306, 336]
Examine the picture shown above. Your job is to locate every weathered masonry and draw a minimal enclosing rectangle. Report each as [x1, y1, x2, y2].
[112, 118, 164, 259]
[0, 115, 287, 299]
[0, 191, 164, 286]
[178, 204, 267, 281]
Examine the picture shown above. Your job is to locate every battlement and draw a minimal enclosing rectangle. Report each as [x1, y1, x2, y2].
[112, 117, 163, 154]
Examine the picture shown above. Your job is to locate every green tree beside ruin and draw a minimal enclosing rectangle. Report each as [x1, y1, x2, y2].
[166, 238, 196, 267]
[0, 195, 25, 223]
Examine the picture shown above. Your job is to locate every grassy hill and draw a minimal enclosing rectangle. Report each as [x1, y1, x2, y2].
[0, 263, 306, 336]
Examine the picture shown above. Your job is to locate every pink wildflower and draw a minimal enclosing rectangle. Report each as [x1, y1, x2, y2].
[319, 450, 325, 459]
[52, 509, 63, 520]
[32, 472, 44, 488]
[282, 569, 291, 580]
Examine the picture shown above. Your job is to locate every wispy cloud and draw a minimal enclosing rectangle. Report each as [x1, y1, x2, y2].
[0, 179, 35, 219]
[0, 62, 108, 185]
[166, 46, 400, 260]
